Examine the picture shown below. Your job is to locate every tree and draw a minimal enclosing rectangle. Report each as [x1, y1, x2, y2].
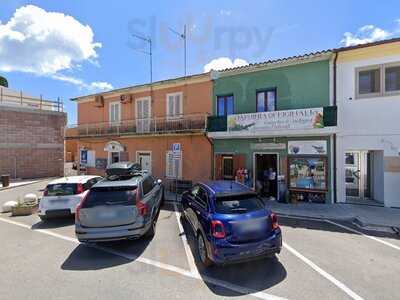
[0, 76, 8, 88]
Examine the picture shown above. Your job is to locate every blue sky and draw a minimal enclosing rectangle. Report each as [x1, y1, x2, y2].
[1, 0, 400, 124]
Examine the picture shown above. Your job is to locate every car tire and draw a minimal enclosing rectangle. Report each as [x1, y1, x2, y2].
[197, 233, 213, 267]
[145, 211, 159, 238]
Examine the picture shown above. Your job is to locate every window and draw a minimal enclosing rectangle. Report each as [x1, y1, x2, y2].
[385, 65, 400, 93]
[82, 186, 137, 208]
[166, 151, 182, 178]
[288, 156, 327, 191]
[215, 194, 264, 214]
[142, 176, 155, 195]
[256, 89, 276, 112]
[166, 92, 183, 119]
[356, 63, 400, 99]
[217, 95, 234, 116]
[109, 102, 121, 124]
[195, 187, 208, 209]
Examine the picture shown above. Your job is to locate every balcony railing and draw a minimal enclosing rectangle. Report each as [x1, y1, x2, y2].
[66, 113, 208, 138]
[207, 106, 337, 132]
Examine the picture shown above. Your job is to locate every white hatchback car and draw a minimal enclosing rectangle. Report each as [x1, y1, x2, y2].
[38, 176, 103, 221]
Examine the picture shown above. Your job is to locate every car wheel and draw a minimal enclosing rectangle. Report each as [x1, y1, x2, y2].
[197, 233, 212, 267]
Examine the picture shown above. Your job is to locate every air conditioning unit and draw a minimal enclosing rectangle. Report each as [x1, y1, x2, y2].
[94, 95, 104, 107]
[120, 94, 132, 104]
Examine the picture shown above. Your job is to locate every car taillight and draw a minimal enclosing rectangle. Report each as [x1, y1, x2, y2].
[211, 220, 226, 239]
[75, 191, 89, 222]
[270, 213, 279, 230]
[43, 188, 48, 196]
[76, 183, 84, 194]
[136, 187, 149, 216]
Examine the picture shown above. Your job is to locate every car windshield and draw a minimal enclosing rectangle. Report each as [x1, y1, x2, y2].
[46, 183, 77, 196]
[215, 194, 265, 214]
[82, 186, 137, 208]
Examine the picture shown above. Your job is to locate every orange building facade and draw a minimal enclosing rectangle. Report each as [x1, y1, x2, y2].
[66, 73, 213, 184]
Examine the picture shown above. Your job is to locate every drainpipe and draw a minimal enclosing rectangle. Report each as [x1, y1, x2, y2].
[333, 51, 338, 203]
[204, 133, 214, 180]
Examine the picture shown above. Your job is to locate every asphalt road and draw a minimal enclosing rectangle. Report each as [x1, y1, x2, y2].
[0, 181, 399, 300]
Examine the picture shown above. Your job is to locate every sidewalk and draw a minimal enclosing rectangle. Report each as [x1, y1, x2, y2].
[0, 179, 40, 191]
[266, 200, 400, 232]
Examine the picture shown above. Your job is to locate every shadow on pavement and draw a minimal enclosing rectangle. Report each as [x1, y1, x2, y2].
[179, 215, 287, 297]
[279, 216, 400, 240]
[61, 238, 151, 271]
[31, 217, 75, 229]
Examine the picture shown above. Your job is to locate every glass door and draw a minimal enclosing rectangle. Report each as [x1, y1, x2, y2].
[345, 151, 371, 200]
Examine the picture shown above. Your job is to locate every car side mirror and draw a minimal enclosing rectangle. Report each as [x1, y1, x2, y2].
[156, 179, 162, 185]
[182, 190, 190, 197]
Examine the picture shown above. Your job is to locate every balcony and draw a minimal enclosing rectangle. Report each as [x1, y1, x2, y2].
[66, 113, 208, 138]
[207, 106, 337, 137]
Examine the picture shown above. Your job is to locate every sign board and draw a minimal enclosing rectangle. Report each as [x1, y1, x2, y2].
[288, 140, 327, 155]
[227, 108, 324, 132]
[172, 143, 181, 160]
[80, 149, 88, 165]
[95, 158, 108, 170]
[250, 143, 286, 151]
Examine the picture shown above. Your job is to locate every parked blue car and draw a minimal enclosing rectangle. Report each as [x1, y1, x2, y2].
[181, 181, 282, 267]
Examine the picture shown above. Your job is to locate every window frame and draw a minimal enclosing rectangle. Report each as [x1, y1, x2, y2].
[166, 92, 183, 120]
[109, 101, 121, 124]
[256, 88, 277, 112]
[216, 94, 234, 117]
[383, 62, 400, 96]
[194, 186, 208, 210]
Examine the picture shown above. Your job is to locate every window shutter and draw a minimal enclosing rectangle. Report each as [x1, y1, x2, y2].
[175, 94, 182, 116]
[168, 96, 174, 117]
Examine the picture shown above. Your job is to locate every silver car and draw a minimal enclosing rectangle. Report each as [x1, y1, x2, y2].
[75, 174, 164, 242]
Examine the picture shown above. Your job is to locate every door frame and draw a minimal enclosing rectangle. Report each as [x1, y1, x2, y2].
[108, 151, 120, 166]
[136, 150, 152, 174]
[253, 152, 280, 197]
[345, 150, 370, 200]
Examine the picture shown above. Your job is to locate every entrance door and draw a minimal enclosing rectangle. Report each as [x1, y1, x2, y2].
[136, 97, 151, 133]
[254, 154, 278, 199]
[137, 152, 152, 174]
[222, 156, 234, 180]
[345, 151, 371, 201]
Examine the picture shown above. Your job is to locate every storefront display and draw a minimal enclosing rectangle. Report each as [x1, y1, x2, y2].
[288, 155, 328, 203]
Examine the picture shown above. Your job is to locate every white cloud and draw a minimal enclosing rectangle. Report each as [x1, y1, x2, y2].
[51, 74, 113, 91]
[0, 5, 111, 91]
[203, 57, 249, 72]
[341, 23, 399, 46]
[220, 9, 232, 16]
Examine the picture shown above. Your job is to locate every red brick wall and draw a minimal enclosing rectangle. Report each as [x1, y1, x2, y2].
[0, 106, 66, 179]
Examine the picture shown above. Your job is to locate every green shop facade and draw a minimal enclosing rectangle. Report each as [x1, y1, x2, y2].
[207, 52, 338, 203]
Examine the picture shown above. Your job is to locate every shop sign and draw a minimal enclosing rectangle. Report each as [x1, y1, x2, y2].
[250, 143, 286, 150]
[227, 108, 324, 132]
[104, 141, 124, 152]
[172, 143, 181, 160]
[288, 140, 327, 155]
[80, 149, 88, 165]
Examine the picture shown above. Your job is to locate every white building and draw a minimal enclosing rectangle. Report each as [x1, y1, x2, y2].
[336, 39, 400, 208]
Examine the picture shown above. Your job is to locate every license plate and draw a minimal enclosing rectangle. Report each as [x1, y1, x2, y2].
[50, 199, 68, 204]
[100, 211, 117, 218]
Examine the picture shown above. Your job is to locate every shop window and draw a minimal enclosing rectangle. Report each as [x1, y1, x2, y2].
[256, 89, 276, 112]
[288, 156, 327, 191]
[217, 95, 234, 116]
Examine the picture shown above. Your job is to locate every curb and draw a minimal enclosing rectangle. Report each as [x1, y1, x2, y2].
[276, 212, 399, 234]
[0, 178, 53, 192]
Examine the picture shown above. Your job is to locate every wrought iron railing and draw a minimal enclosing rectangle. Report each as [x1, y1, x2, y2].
[66, 113, 208, 138]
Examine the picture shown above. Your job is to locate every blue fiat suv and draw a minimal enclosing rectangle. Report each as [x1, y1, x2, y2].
[181, 181, 282, 267]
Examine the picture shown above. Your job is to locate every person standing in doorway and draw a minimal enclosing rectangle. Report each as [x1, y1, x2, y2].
[268, 167, 277, 200]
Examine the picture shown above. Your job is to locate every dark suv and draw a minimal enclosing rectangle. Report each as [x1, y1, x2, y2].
[75, 162, 164, 242]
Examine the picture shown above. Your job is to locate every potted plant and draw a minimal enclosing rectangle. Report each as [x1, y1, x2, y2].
[11, 196, 38, 216]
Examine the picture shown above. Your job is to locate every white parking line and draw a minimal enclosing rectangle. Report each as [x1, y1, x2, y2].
[173, 202, 199, 277]
[324, 220, 400, 252]
[0, 216, 288, 300]
[283, 242, 364, 300]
